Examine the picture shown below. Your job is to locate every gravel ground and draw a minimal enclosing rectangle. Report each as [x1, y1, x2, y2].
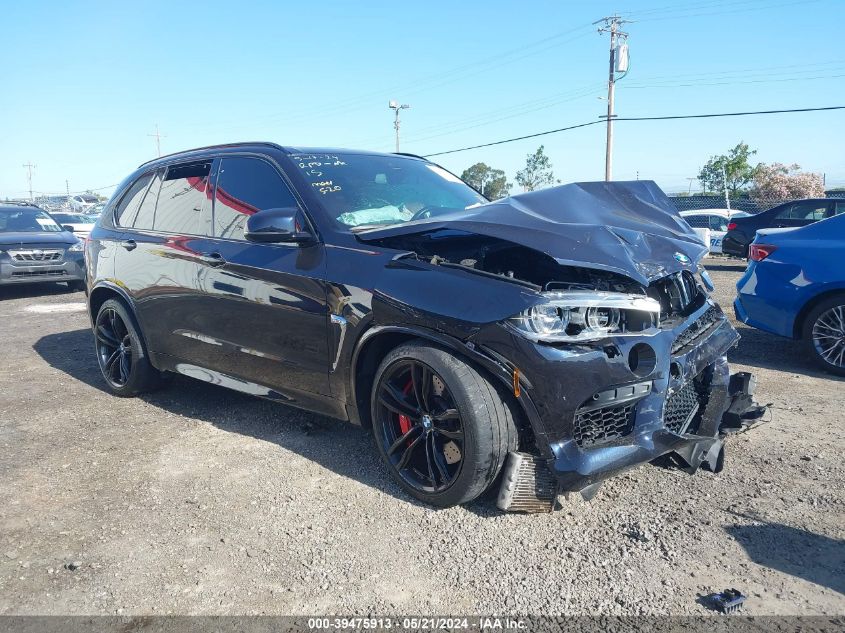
[0, 259, 843, 616]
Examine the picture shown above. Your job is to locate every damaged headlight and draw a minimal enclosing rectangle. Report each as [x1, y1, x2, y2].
[508, 290, 661, 342]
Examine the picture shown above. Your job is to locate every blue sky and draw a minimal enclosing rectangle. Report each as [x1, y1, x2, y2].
[1, 0, 843, 199]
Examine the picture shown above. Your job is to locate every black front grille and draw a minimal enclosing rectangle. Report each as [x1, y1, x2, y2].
[672, 306, 723, 353]
[10, 270, 68, 278]
[573, 403, 636, 447]
[664, 381, 701, 434]
[649, 271, 701, 319]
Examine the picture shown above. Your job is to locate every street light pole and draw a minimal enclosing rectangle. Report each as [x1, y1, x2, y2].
[389, 100, 410, 152]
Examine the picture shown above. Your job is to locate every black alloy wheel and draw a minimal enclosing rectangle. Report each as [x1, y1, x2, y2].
[371, 342, 518, 508]
[94, 298, 161, 396]
[96, 306, 133, 388]
[375, 359, 464, 494]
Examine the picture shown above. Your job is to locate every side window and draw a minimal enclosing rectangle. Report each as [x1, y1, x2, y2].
[114, 173, 153, 226]
[153, 162, 213, 235]
[774, 203, 797, 219]
[213, 157, 299, 240]
[776, 202, 827, 220]
[832, 201, 845, 217]
[709, 215, 729, 232]
[684, 215, 708, 229]
[132, 169, 163, 230]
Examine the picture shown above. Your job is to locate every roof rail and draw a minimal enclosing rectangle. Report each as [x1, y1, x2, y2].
[1, 200, 41, 208]
[393, 152, 427, 161]
[138, 141, 285, 168]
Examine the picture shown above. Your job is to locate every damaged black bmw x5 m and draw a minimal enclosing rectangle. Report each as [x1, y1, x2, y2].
[85, 143, 759, 511]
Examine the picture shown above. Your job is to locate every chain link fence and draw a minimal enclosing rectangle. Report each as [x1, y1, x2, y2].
[669, 191, 845, 214]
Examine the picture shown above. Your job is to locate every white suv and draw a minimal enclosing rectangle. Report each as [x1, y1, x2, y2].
[69, 194, 99, 212]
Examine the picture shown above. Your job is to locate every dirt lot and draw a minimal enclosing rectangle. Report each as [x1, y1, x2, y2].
[0, 259, 843, 616]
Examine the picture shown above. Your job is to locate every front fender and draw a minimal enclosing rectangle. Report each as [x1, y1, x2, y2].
[347, 323, 551, 454]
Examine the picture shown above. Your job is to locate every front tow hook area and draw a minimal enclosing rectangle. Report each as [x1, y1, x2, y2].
[720, 372, 768, 436]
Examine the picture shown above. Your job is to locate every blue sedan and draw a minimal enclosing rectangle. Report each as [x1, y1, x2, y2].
[734, 213, 845, 376]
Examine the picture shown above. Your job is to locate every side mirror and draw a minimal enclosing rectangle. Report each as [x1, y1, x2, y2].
[63, 225, 75, 232]
[244, 207, 313, 244]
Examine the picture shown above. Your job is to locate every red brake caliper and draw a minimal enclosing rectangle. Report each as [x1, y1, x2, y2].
[398, 379, 414, 436]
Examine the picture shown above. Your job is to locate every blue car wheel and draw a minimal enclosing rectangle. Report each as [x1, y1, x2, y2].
[803, 294, 845, 376]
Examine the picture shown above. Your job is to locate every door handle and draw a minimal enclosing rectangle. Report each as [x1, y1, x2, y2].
[119, 239, 137, 251]
[198, 252, 226, 266]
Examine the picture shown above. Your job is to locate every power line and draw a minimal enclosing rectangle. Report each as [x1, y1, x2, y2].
[423, 105, 845, 157]
[424, 121, 603, 157]
[181, 25, 595, 136]
[628, 0, 822, 21]
[613, 105, 845, 122]
[355, 59, 845, 151]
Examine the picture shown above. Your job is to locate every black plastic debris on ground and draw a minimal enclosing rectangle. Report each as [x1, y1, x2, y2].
[704, 588, 747, 614]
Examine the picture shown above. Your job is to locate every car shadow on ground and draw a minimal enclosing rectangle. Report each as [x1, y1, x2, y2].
[33, 328, 500, 514]
[724, 514, 845, 596]
[728, 322, 844, 381]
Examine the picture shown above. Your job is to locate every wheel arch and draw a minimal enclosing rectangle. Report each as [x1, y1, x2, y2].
[350, 325, 542, 448]
[87, 283, 154, 361]
[793, 287, 845, 338]
[88, 282, 136, 325]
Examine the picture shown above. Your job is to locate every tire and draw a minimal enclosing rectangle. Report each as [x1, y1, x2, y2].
[93, 298, 161, 396]
[370, 342, 518, 507]
[802, 293, 845, 377]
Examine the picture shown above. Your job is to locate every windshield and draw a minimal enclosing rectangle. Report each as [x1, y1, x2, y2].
[0, 208, 63, 233]
[81, 195, 98, 203]
[288, 153, 486, 230]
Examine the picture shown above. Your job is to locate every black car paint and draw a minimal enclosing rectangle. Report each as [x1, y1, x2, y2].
[722, 198, 836, 257]
[87, 143, 743, 494]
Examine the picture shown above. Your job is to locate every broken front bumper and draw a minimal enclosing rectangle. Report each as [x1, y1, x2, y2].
[481, 301, 750, 501]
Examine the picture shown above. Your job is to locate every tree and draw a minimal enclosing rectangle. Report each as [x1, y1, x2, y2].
[460, 162, 511, 200]
[515, 145, 555, 192]
[750, 163, 825, 203]
[697, 142, 756, 197]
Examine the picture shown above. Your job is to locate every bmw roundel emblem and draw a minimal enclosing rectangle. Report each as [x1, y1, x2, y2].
[673, 252, 691, 265]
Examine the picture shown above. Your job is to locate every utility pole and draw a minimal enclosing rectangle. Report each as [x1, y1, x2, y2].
[65, 180, 70, 198]
[595, 15, 631, 181]
[721, 163, 731, 211]
[22, 162, 35, 201]
[686, 177, 697, 195]
[147, 124, 165, 157]
[388, 101, 410, 152]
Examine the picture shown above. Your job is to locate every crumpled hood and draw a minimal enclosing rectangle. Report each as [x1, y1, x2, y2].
[0, 231, 78, 248]
[358, 180, 707, 286]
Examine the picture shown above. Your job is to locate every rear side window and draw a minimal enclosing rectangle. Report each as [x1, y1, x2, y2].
[709, 215, 728, 231]
[133, 170, 163, 230]
[153, 162, 213, 235]
[213, 157, 298, 240]
[831, 201, 845, 217]
[115, 173, 153, 226]
[776, 201, 827, 220]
